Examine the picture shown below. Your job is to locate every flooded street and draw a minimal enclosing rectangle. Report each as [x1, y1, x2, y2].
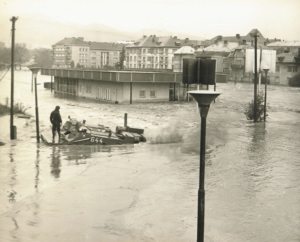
[0, 70, 300, 242]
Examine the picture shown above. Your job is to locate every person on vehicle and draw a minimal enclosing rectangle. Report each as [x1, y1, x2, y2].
[50, 106, 62, 143]
[79, 119, 88, 133]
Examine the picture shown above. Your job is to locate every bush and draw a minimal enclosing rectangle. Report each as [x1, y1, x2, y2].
[0, 102, 30, 116]
[289, 73, 300, 87]
[244, 92, 266, 121]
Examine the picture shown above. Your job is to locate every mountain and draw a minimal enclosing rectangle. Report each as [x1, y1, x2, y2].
[0, 15, 204, 49]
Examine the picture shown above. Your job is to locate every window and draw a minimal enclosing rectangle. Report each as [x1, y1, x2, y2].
[86, 84, 92, 93]
[106, 89, 111, 100]
[276, 65, 280, 72]
[288, 66, 298, 72]
[139, 90, 146, 98]
[150, 90, 156, 98]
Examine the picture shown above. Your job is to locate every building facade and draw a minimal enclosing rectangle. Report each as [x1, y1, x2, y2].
[276, 51, 300, 85]
[89, 42, 123, 69]
[41, 68, 184, 103]
[125, 35, 201, 70]
[52, 37, 124, 69]
[52, 37, 90, 68]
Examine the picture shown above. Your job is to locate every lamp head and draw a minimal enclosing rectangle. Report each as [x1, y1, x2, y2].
[29, 67, 40, 75]
[188, 90, 221, 106]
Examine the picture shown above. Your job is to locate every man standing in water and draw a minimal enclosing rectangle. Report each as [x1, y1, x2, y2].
[50, 106, 62, 143]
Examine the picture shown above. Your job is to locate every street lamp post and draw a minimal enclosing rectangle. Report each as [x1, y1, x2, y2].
[263, 68, 269, 122]
[249, 29, 259, 122]
[188, 90, 221, 242]
[10, 16, 18, 140]
[29, 66, 41, 143]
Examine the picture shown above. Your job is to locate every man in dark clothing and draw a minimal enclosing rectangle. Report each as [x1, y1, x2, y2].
[50, 106, 62, 143]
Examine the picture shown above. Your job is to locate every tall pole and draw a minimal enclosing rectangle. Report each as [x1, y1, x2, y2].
[51, 76, 53, 93]
[188, 90, 221, 242]
[264, 69, 268, 122]
[197, 105, 209, 242]
[129, 82, 132, 104]
[124, 113, 128, 127]
[10, 16, 18, 140]
[34, 74, 40, 143]
[253, 33, 258, 122]
[31, 72, 33, 92]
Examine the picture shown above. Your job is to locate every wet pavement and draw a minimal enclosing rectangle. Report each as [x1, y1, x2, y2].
[0, 70, 300, 242]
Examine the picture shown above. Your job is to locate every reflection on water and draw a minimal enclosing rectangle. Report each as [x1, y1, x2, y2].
[50, 146, 61, 178]
[8, 148, 17, 203]
[35, 145, 40, 189]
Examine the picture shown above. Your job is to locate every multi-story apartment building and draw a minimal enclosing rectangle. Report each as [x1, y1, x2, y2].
[89, 42, 123, 69]
[125, 35, 201, 70]
[52, 37, 90, 68]
[52, 37, 124, 69]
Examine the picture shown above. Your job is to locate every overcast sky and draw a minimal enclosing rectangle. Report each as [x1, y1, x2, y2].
[0, 0, 300, 48]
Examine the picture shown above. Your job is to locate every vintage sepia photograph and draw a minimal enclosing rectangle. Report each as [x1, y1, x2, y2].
[0, 0, 299, 241]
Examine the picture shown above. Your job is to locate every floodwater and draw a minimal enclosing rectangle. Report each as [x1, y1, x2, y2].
[0, 70, 299, 242]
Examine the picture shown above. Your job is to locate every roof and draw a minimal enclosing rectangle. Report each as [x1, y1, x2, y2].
[277, 52, 298, 63]
[89, 42, 124, 51]
[203, 42, 239, 53]
[53, 37, 88, 46]
[53, 38, 124, 51]
[127, 35, 201, 48]
[174, 46, 195, 54]
[209, 29, 266, 45]
[267, 41, 300, 47]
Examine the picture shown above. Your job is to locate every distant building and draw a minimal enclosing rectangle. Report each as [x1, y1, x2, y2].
[276, 50, 300, 85]
[173, 46, 195, 72]
[267, 41, 300, 55]
[125, 35, 201, 70]
[52, 37, 89, 68]
[224, 46, 278, 84]
[52, 37, 124, 69]
[197, 29, 284, 84]
[206, 29, 271, 48]
[89, 42, 123, 69]
[267, 41, 300, 85]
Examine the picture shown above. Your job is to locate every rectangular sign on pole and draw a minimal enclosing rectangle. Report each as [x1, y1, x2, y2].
[182, 59, 197, 84]
[182, 58, 216, 85]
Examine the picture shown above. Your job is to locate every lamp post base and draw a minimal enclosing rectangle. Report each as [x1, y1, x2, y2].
[197, 188, 205, 242]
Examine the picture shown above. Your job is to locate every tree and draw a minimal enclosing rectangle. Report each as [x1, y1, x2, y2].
[0, 43, 30, 65]
[33, 48, 53, 67]
[15, 43, 30, 64]
[117, 46, 126, 70]
[0, 46, 10, 64]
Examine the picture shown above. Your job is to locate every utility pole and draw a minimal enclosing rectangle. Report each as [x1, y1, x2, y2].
[253, 32, 258, 122]
[10, 16, 18, 140]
